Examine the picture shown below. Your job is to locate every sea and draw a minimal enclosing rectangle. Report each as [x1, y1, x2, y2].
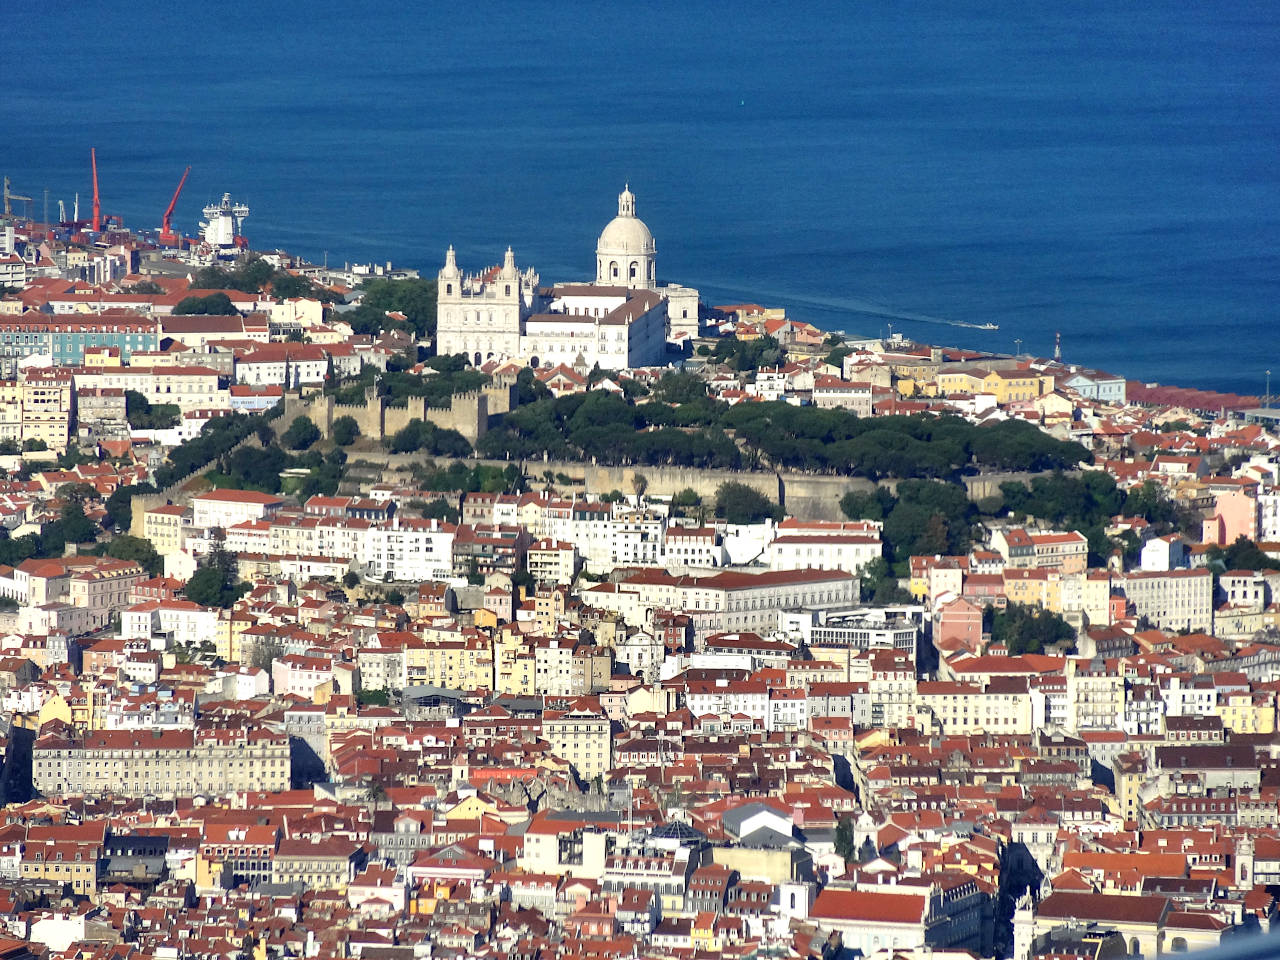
[3, 1, 1278, 394]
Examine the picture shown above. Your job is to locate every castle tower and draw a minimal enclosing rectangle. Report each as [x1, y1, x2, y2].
[596, 184, 656, 291]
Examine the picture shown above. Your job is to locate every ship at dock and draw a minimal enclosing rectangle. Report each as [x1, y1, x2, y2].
[198, 193, 249, 257]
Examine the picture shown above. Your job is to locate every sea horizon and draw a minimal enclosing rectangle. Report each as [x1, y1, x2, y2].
[3, 0, 1277, 395]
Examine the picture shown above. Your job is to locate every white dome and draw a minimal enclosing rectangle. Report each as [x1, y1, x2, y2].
[595, 185, 657, 290]
[597, 213, 655, 254]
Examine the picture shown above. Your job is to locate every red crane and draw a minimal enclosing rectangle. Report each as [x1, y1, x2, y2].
[90, 147, 101, 232]
[158, 166, 191, 247]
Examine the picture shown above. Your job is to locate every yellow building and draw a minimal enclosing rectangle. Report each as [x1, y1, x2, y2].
[143, 504, 189, 557]
[1216, 689, 1276, 735]
[37, 694, 73, 729]
[21, 841, 99, 895]
[933, 366, 1054, 404]
[1001, 568, 1062, 611]
[21, 371, 74, 452]
[405, 635, 494, 690]
[984, 368, 1053, 403]
[83, 346, 124, 369]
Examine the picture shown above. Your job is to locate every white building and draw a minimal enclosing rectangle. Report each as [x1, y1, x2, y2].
[526, 538, 578, 585]
[191, 489, 286, 532]
[1113, 568, 1213, 633]
[434, 186, 698, 368]
[361, 517, 456, 582]
[764, 532, 882, 576]
[120, 599, 218, 649]
[1139, 534, 1187, 572]
[594, 567, 858, 639]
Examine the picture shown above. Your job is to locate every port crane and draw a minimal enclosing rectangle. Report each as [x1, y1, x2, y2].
[157, 166, 191, 247]
[87, 148, 126, 231]
[2, 177, 33, 220]
[90, 148, 101, 231]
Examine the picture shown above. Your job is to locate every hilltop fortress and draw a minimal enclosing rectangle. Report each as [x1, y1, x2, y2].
[435, 186, 701, 370]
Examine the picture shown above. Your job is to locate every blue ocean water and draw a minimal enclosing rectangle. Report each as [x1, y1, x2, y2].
[3, 1, 1277, 393]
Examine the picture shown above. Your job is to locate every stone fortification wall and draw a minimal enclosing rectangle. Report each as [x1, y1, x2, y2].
[129, 385, 502, 533]
[367, 453, 1074, 523]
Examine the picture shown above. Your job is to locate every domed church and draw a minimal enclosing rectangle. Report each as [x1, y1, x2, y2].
[435, 186, 700, 370]
[595, 185, 657, 291]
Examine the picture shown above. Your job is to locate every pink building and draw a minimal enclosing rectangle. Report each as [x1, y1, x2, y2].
[935, 596, 984, 656]
[1204, 488, 1258, 545]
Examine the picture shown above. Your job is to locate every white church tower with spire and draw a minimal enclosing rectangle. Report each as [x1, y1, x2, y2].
[434, 244, 539, 366]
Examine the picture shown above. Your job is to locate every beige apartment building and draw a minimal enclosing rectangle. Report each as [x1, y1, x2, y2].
[32, 726, 291, 798]
[271, 837, 365, 892]
[915, 678, 1034, 735]
[542, 706, 613, 779]
[143, 504, 190, 556]
[0, 372, 74, 451]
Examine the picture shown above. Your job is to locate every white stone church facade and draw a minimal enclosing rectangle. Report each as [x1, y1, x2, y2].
[435, 187, 700, 370]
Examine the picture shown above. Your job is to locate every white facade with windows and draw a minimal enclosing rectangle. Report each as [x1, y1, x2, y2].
[434, 187, 696, 368]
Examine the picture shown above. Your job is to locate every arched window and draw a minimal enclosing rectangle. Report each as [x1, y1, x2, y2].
[473, 352, 482, 367]
[530, 356, 539, 368]
[648, 262, 654, 280]
[1130, 939, 1141, 956]
[1171, 939, 1188, 953]
[610, 262, 619, 279]
[630, 262, 638, 279]
[505, 284, 511, 296]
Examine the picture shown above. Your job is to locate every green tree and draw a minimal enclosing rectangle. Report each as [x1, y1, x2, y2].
[410, 497, 460, 523]
[59, 500, 96, 544]
[672, 488, 701, 509]
[106, 534, 162, 577]
[834, 815, 855, 862]
[249, 638, 284, 670]
[120, 279, 165, 295]
[824, 345, 852, 369]
[173, 292, 239, 315]
[281, 416, 321, 450]
[184, 541, 248, 609]
[651, 371, 708, 405]
[359, 277, 438, 338]
[342, 570, 360, 589]
[840, 487, 896, 522]
[1207, 536, 1280, 573]
[124, 390, 180, 430]
[331, 415, 359, 446]
[515, 367, 552, 404]
[714, 481, 780, 524]
[881, 480, 975, 570]
[987, 603, 1075, 655]
[859, 556, 910, 603]
[269, 272, 319, 299]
